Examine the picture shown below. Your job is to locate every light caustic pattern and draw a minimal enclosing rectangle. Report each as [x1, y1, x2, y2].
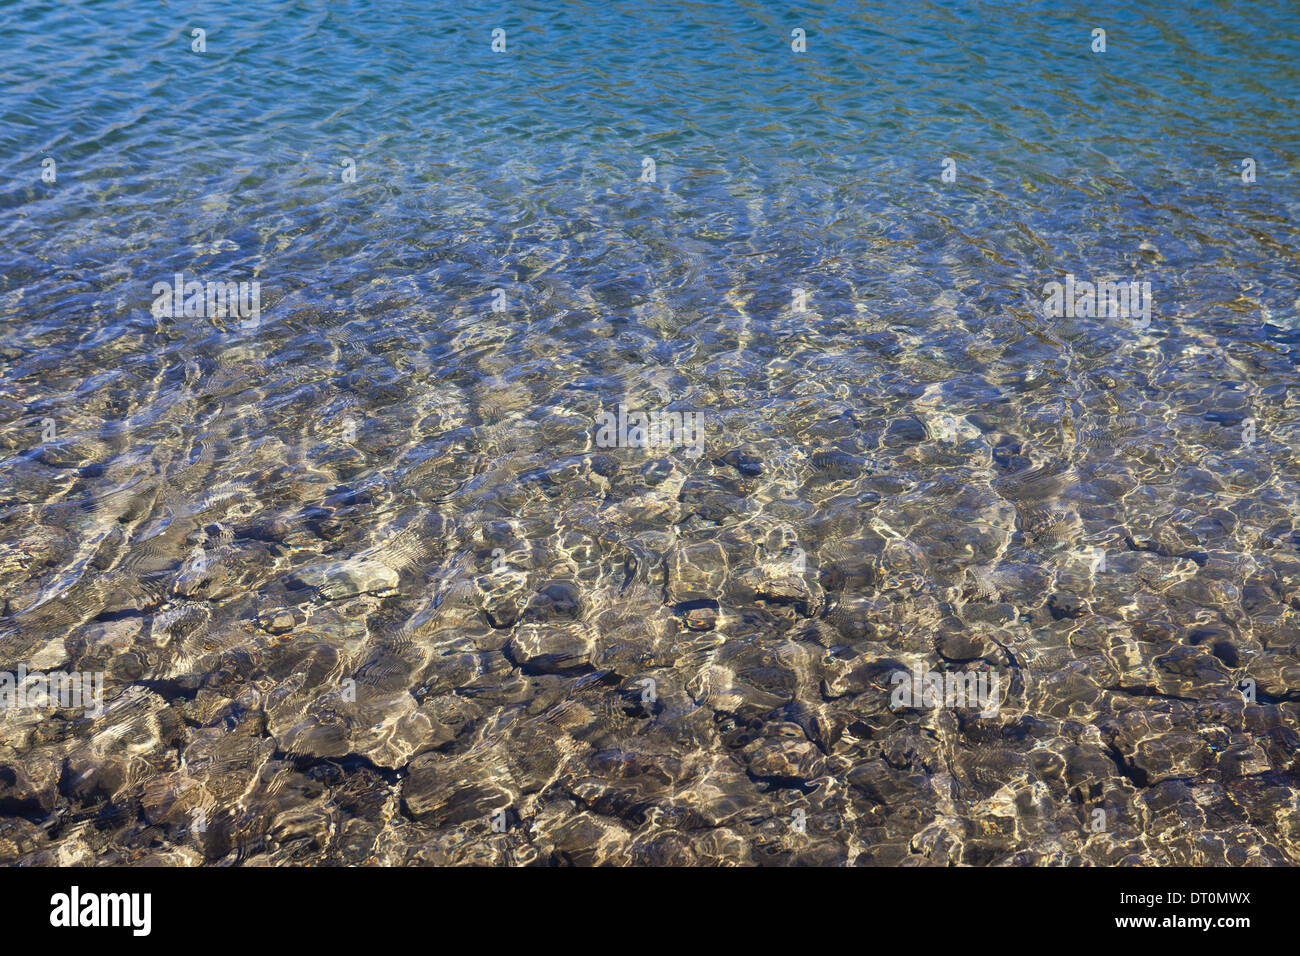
[0, 0, 1298, 865]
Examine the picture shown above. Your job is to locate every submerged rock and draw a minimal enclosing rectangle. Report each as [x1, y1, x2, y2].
[287, 559, 399, 599]
[507, 624, 595, 674]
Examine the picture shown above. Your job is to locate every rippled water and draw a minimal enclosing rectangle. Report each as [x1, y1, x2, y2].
[2, 0, 1299, 866]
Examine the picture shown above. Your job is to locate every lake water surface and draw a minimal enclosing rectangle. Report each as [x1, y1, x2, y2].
[1, 0, 1299, 865]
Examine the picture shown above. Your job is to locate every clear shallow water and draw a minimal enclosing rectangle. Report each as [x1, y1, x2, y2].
[1, 0, 1299, 865]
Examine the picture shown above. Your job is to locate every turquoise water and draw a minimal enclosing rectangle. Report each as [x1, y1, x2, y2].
[1, 1, 1299, 865]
